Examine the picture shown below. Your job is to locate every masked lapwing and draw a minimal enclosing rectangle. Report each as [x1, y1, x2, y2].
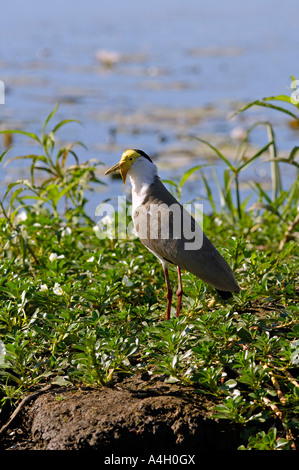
[105, 149, 240, 319]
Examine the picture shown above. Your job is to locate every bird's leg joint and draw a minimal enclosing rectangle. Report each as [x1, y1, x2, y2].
[176, 286, 183, 297]
[167, 286, 173, 301]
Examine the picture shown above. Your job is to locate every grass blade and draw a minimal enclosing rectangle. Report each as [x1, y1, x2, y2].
[238, 141, 273, 171]
[42, 103, 60, 135]
[52, 119, 81, 134]
[0, 129, 41, 144]
[233, 100, 299, 121]
[179, 164, 209, 189]
[192, 136, 235, 170]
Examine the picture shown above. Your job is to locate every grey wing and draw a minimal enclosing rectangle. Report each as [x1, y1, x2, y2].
[142, 231, 239, 293]
[133, 177, 239, 292]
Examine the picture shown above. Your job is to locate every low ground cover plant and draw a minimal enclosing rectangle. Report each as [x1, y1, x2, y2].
[0, 92, 298, 450]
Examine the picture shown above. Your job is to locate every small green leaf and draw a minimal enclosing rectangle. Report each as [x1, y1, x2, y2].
[236, 327, 253, 343]
[0, 129, 41, 143]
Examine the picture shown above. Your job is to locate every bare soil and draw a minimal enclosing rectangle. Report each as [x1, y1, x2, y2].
[0, 373, 241, 452]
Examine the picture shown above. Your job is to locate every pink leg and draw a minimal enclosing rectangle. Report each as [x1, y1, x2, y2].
[164, 267, 173, 320]
[176, 267, 183, 317]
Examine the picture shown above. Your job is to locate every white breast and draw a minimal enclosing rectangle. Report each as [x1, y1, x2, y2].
[128, 157, 158, 213]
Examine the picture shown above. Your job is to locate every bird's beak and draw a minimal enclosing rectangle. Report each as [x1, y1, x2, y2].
[105, 161, 128, 185]
[105, 162, 120, 175]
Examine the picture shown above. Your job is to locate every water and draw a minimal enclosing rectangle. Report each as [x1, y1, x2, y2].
[0, 0, 298, 215]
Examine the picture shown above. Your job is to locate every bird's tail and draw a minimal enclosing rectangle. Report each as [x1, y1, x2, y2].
[215, 289, 234, 300]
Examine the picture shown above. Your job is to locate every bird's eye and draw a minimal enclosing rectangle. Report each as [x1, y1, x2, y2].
[129, 157, 133, 161]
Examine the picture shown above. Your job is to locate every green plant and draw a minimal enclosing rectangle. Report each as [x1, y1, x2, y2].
[193, 134, 274, 221]
[0, 85, 298, 450]
[0, 103, 103, 220]
[239, 427, 290, 450]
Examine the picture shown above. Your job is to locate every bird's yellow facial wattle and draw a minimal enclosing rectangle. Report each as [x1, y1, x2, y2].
[105, 149, 140, 185]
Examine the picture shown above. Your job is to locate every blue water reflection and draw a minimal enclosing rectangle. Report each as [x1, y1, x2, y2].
[0, 0, 298, 213]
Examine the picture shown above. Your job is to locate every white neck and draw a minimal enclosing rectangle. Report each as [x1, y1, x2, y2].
[128, 157, 158, 212]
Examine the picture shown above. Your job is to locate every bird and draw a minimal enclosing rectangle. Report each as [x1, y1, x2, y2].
[105, 149, 240, 319]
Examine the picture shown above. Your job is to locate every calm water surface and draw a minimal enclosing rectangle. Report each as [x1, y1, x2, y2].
[0, 0, 298, 214]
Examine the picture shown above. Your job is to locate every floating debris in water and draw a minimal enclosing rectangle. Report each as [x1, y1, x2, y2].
[95, 49, 121, 67]
[230, 126, 247, 141]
